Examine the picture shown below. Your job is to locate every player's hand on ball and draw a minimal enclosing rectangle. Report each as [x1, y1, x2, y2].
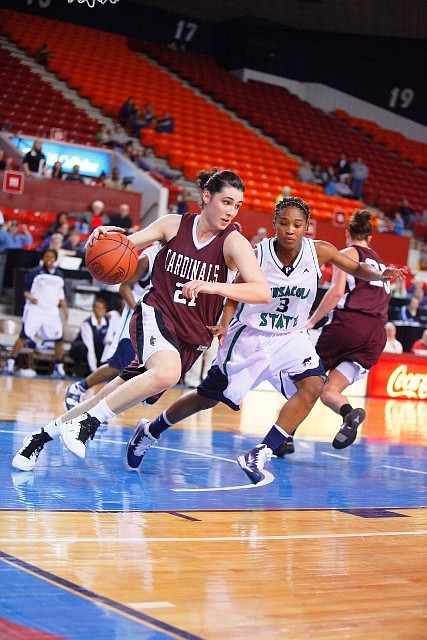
[86, 225, 125, 247]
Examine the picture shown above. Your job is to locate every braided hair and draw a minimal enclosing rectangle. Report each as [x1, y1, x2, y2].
[274, 196, 310, 222]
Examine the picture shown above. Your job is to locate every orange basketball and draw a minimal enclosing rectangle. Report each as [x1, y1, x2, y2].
[85, 232, 138, 285]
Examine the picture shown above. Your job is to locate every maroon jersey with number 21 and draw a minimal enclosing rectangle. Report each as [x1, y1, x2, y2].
[145, 213, 236, 349]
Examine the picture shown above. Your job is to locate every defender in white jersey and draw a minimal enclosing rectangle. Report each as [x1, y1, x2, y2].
[124, 197, 404, 484]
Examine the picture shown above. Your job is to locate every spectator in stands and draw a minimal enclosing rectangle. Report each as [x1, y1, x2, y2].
[0, 220, 33, 251]
[397, 197, 415, 230]
[250, 226, 268, 247]
[35, 43, 51, 66]
[398, 296, 422, 323]
[275, 185, 292, 204]
[297, 161, 316, 184]
[48, 212, 69, 237]
[411, 329, 427, 355]
[374, 210, 392, 233]
[334, 151, 351, 180]
[312, 163, 325, 185]
[322, 165, 338, 188]
[350, 156, 369, 200]
[40, 221, 71, 250]
[67, 298, 117, 377]
[407, 279, 427, 310]
[4, 248, 68, 378]
[155, 111, 174, 133]
[335, 175, 354, 198]
[65, 164, 85, 183]
[109, 124, 132, 150]
[392, 212, 405, 236]
[141, 103, 156, 129]
[390, 275, 407, 299]
[108, 203, 138, 232]
[383, 322, 403, 354]
[117, 97, 137, 129]
[104, 167, 124, 190]
[39, 233, 76, 264]
[130, 109, 149, 138]
[79, 199, 108, 231]
[136, 148, 173, 180]
[62, 228, 86, 259]
[95, 126, 112, 147]
[22, 138, 46, 177]
[50, 160, 64, 180]
[0, 150, 7, 171]
[0, 220, 33, 297]
[176, 191, 188, 215]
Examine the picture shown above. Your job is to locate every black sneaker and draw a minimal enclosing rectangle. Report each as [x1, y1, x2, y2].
[333, 408, 366, 449]
[60, 413, 100, 459]
[237, 443, 275, 485]
[273, 436, 295, 458]
[126, 418, 158, 469]
[12, 429, 53, 471]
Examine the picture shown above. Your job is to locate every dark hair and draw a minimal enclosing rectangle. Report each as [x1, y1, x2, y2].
[348, 209, 372, 240]
[274, 196, 310, 222]
[197, 168, 245, 207]
[42, 247, 58, 260]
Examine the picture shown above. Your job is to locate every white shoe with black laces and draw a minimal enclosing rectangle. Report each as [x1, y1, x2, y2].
[12, 429, 53, 471]
[60, 413, 100, 459]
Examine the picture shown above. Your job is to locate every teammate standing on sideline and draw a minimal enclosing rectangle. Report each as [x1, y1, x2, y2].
[64, 242, 162, 410]
[299, 209, 398, 451]
[12, 168, 271, 471]
[123, 198, 403, 484]
[5, 248, 68, 378]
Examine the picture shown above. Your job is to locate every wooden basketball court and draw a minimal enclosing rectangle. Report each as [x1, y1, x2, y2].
[1, 376, 426, 639]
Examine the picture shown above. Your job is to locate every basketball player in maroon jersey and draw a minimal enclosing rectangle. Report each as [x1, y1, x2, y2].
[12, 168, 271, 470]
[300, 209, 396, 451]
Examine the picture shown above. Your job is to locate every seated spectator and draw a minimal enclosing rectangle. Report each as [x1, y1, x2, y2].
[334, 151, 351, 180]
[398, 296, 422, 323]
[109, 124, 132, 150]
[407, 279, 427, 309]
[0, 220, 33, 252]
[130, 109, 150, 138]
[250, 226, 268, 247]
[35, 43, 51, 66]
[411, 329, 427, 355]
[22, 138, 46, 177]
[155, 111, 174, 133]
[117, 97, 137, 129]
[67, 298, 116, 377]
[95, 126, 112, 147]
[322, 165, 337, 187]
[176, 191, 189, 215]
[108, 203, 138, 232]
[39, 233, 75, 263]
[392, 212, 405, 236]
[350, 156, 369, 200]
[275, 185, 292, 204]
[65, 164, 85, 183]
[104, 167, 124, 190]
[390, 275, 408, 299]
[47, 212, 69, 237]
[397, 197, 415, 230]
[312, 163, 325, 185]
[374, 210, 392, 233]
[141, 103, 156, 129]
[383, 322, 403, 353]
[49, 160, 64, 180]
[0, 150, 7, 170]
[335, 175, 354, 198]
[81, 199, 108, 230]
[62, 228, 86, 259]
[296, 161, 316, 184]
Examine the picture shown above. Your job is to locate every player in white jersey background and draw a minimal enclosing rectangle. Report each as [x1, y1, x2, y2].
[125, 197, 404, 484]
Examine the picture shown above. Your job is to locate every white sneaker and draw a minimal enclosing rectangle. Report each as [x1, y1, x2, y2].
[64, 381, 86, 410]
[52, 363, 66, 379]
[6, 358, 15, 374]
[60, 413, 100, 459]
[12, 429, 53, 471]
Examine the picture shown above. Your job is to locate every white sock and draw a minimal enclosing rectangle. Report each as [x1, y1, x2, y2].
[89, 398, 116, 424]
[274, 423, 291, 438]
[44, 417, 63, 439]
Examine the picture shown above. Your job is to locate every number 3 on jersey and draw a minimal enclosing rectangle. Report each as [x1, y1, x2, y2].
[174, 282, 197, 306]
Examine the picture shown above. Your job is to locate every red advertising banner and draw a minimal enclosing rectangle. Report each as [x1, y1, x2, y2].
[367, 352, 427, 400]
[3, 170, 24, 195]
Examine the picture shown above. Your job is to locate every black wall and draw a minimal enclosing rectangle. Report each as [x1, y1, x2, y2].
[2, 0, 426, 127]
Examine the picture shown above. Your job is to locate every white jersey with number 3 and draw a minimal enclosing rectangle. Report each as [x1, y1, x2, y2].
[231, 237, 321, 334]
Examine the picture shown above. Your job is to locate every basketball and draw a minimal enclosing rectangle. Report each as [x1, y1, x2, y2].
[85, 232, 138, 285]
